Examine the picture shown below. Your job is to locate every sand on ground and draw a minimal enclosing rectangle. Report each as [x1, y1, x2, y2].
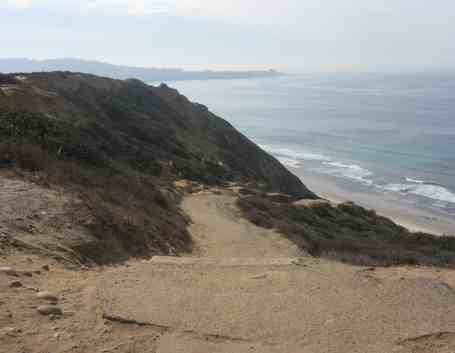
[181, 191, 302, 258]
[98, 190, 455, 353]
[3, 186, 455, 353]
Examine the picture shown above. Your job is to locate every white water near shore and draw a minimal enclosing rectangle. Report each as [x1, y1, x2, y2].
[260, 143, 455, 207]
[165, 74, 455, 236]
[291, 168, 455, 235]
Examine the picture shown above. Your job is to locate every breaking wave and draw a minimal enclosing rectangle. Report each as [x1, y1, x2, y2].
[259, 143, 455, 206]
[318, 161, 374, 185]
[383, 182, 455, 204]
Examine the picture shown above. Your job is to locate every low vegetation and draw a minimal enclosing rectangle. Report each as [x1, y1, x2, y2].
[0, 141, 192, 264]
[3, 72, 452, 268]
[0, 73, 17, 85]
[0, 72, 313, 263]
[238, 194, 455, 267]
[0, 109, 192, 263]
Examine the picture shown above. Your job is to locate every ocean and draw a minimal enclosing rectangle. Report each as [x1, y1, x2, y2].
[159, 73, 455, 230]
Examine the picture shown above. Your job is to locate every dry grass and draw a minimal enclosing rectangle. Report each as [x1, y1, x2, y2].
[237, 195, 455, 267]
[0, 142, 192, 264]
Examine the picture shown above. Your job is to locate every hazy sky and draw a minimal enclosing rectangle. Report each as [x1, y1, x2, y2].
[1, 0, 454, 72]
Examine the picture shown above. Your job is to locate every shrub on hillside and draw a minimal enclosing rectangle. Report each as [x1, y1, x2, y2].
[0, 139, 192, 264]
[237, 195, 455, 267]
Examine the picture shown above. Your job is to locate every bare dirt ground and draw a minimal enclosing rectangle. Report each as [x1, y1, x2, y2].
[182, 190, 302, 258]
[0, 170, 96, 266]
[2, 180, 455, 353]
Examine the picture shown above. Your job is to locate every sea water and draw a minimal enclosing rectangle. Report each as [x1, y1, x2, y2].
[161, 73, 455, 221]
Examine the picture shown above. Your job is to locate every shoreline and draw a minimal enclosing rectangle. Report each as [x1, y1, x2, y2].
[290, 167, 455, 236]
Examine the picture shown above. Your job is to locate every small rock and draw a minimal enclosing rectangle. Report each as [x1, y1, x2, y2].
[37, 305, 62, 316]
[34, 270, 41, 275]
[22, 271, 33, 277]
[250, 274, 268, 280]
[36, 291, 59, 302]
[42, 265, 50, 271]
[9, 280, 23, 288]
[0, 267, 17, 276]
[266, 192, 293, 203]
[2, 327, 19, 336]
[53, 332, 61, 340]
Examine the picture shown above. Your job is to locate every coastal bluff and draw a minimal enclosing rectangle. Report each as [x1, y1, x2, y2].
[1, 71, 455, 353]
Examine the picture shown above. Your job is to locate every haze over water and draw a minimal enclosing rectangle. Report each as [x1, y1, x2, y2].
[166, 73, 455, 224]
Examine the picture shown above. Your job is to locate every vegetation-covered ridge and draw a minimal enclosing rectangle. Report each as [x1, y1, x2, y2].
[0, 71, 314, 264]
[0, 72, 312, 197]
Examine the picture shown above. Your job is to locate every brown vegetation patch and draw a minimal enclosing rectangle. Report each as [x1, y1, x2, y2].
[0, 142, 192, 264]
[237, 195, 455, 267]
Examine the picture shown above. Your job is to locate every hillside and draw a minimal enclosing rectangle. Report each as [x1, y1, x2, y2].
[1, 71, 455, 353]
[2, 187, 455, 353]
[0, 58, 284, 81]
[0, 71, 314, 263]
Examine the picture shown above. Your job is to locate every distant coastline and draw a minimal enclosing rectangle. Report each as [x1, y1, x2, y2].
[0, 58, 285, 82]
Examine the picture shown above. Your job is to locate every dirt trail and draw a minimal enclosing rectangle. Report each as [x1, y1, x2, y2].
[181, 191, 301, 258]
[98, 189, 455, 353]
[3, 187, 455, 353]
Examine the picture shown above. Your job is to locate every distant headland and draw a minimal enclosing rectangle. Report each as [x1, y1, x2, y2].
[0, 58, 285, 82]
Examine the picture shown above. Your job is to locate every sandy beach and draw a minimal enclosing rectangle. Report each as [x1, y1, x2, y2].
[291, 168, 455, 236]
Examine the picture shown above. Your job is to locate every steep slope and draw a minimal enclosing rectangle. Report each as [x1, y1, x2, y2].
[0, 71, 314, 264]
[0, 72, 313, 198]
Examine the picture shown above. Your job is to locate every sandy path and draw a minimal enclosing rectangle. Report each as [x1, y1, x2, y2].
[4, 187, 455, 353]
[97, 189, 455, 353]
[181, 191, 301, 258]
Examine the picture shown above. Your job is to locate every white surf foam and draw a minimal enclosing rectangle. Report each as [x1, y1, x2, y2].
[276, 156, 301, 168]
[320, 161, 374, 185]
[259, 143, 455, 206]
[405, 177, 425, 184]
[383, 183, 455, 204]
[258, 144, 331, 162]
[259, 143, 375, 185]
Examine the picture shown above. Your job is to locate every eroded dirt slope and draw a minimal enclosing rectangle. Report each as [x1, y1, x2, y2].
[0, 171, 95, 266]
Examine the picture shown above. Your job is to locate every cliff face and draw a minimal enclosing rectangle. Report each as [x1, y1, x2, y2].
[0, 72, 314, 199]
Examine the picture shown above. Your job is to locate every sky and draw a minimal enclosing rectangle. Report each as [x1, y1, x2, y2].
[1, 0, 454, 72]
